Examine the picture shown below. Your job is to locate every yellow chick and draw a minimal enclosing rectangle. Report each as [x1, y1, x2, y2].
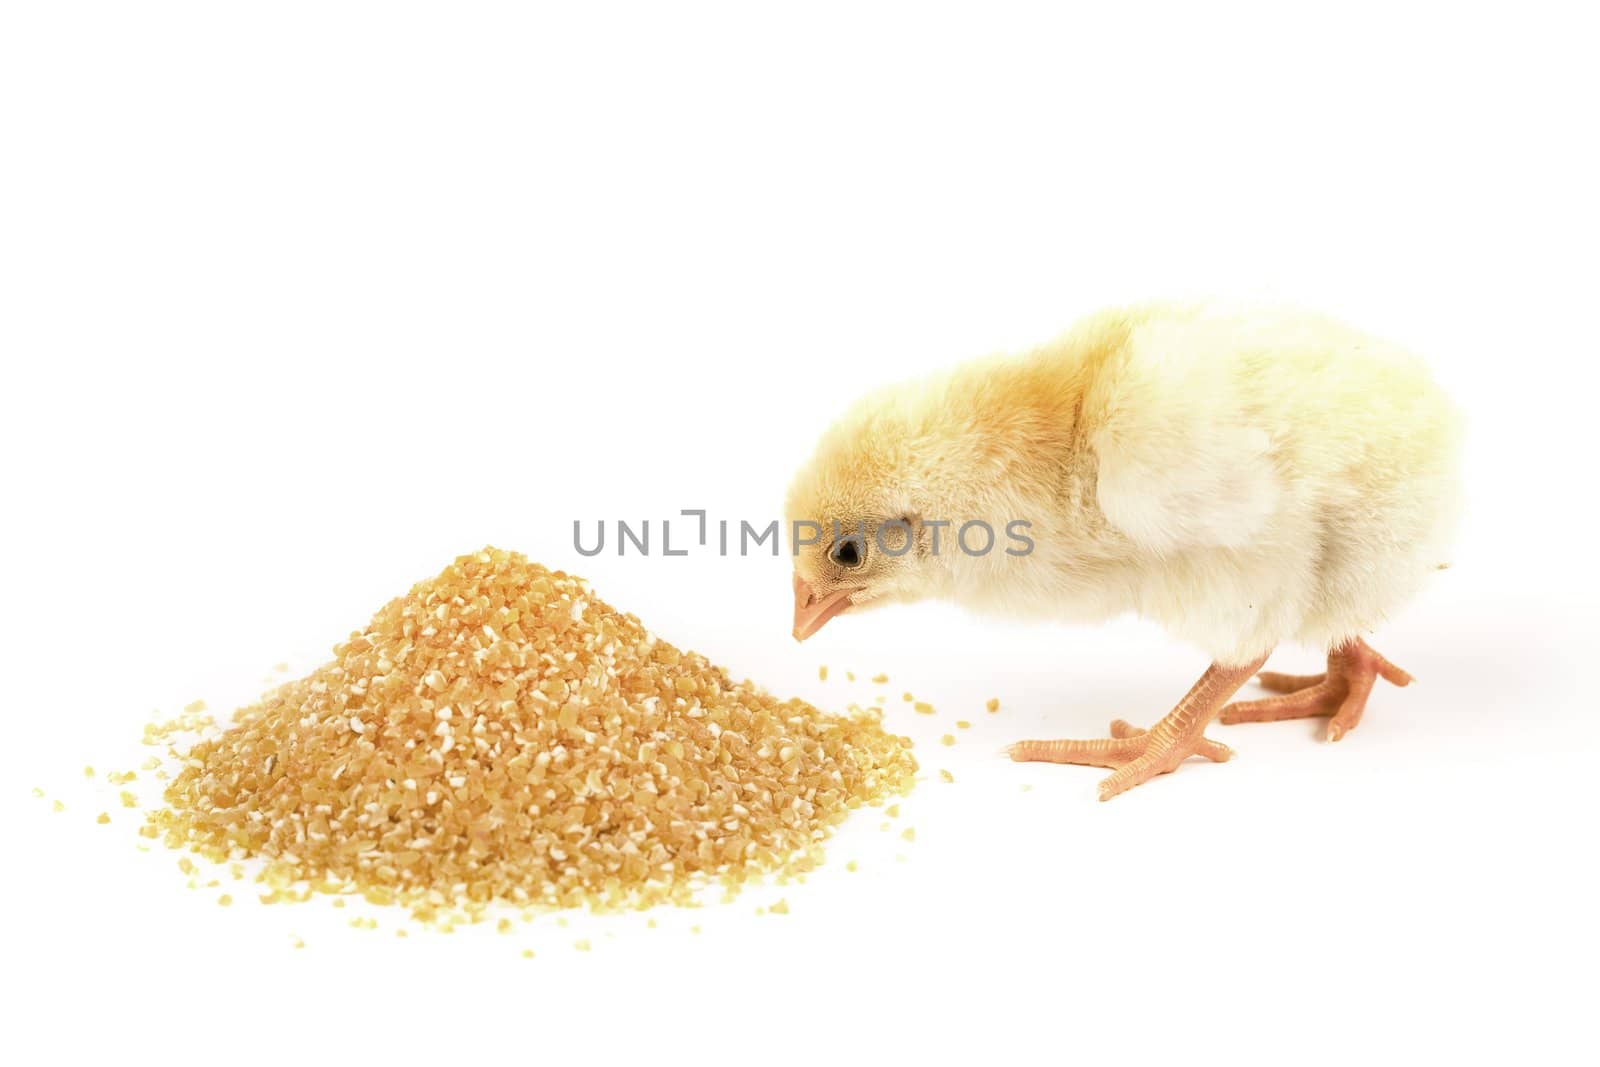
[786, 302, 1463, 800]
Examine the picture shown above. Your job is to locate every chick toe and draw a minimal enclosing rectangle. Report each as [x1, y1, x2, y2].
[1109, 718, 1232, 762]
[1255, 670, 1329, 694]
[1220, 681, 1343, 724]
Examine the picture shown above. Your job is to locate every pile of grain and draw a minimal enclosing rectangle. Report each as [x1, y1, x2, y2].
[150, 548, 916, 920]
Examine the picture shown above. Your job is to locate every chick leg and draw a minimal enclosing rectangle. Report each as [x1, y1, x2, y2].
[1219, 637, 1413, 741]
[1007, 655, 1268, 801]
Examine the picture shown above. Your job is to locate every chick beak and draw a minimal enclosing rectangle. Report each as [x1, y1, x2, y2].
[792, 574, 856, 642]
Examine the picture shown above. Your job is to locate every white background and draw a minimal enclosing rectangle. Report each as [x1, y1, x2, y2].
[3, 2, 1596, 1064]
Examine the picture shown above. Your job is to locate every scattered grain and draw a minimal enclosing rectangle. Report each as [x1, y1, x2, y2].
[986, 698, 1000, 713]
[769, 898, 789, 915]
[914, 702, 935, 715]
[956, 720, 971, 729]
[940, 734, 955, 746]
[96, 812, 111, 824]
[939, 769, 954, 783]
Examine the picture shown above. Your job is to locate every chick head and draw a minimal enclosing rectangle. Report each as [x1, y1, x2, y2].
[784, 389, 951, 641]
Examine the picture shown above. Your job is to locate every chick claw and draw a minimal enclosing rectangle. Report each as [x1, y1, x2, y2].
[1007, 719, 1235, 801]
[1219, 637, 1413, 741]
[1005, 656, 1266, 800]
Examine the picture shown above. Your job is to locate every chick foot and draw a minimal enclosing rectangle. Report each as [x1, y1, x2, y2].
[1219, 637, 1413, 741]
[1007, 656, 1267, 800]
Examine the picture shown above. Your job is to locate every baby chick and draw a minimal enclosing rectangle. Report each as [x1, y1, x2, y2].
[786, 302, 1463, 799]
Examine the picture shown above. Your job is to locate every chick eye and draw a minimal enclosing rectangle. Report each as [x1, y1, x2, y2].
[829, 538, 864, 569]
